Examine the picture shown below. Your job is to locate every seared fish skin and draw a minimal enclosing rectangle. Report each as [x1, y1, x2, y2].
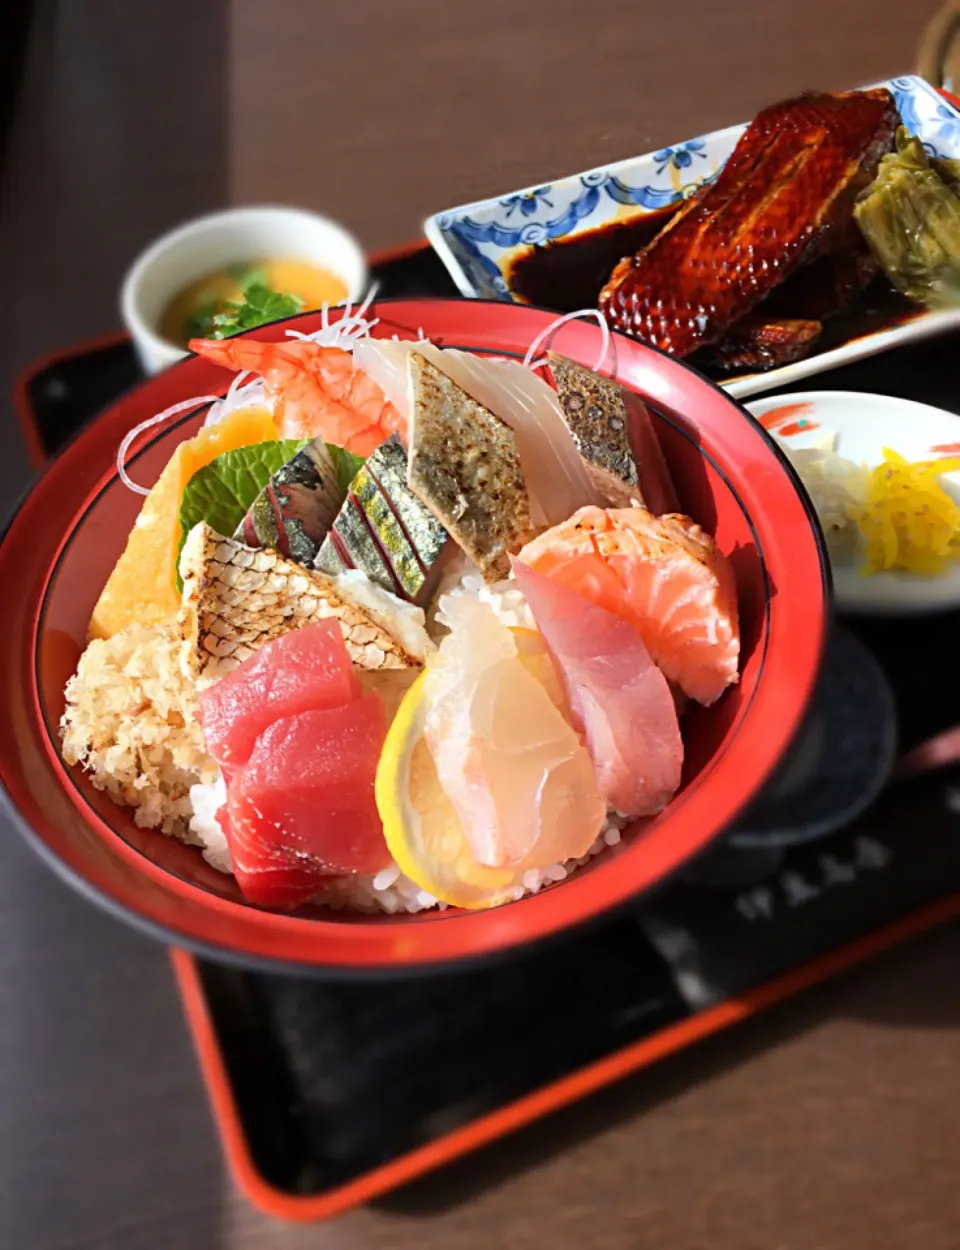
[407, 353, 533, 581]
[179, 522, 421, 682]
[315, 434, 449, 603]
[600, 89, 898, 357]
[547, 353, 642, 507]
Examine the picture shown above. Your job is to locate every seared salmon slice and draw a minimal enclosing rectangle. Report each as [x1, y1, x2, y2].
[518, 506, 740, 706]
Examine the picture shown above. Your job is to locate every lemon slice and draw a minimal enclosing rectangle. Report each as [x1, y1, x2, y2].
[375, 669, 523, 910]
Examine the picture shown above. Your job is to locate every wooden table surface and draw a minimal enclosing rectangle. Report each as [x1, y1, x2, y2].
[3, 3, 960, 1247]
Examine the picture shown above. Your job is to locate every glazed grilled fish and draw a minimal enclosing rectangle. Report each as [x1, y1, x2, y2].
[600, 89, 899, 357]
[234, 437, 343, 565]
[314, 435, 449, 603]
[179, 522, 423, 682]
[704, 317, 823, 371]
[407, 353, 534, 581]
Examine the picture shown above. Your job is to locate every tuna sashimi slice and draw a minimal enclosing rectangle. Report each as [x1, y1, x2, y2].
[220, 793, 337, 910]
[199, 620, 358, 769]
[235, 697, 391, 884]
[513, 559, 683, 816]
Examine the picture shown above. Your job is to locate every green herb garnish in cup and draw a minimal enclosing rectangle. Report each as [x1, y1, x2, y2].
[184, 281, 303, 341]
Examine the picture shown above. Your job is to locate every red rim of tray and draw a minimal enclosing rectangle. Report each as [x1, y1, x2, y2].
[0, 298, 829, 973]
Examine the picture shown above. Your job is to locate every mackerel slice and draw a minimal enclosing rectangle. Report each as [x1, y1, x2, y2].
[407, 353, 533, 582]
[178, 522, 423, 683]
[314, 434, 449, 604]
[234, 437, 343, 566]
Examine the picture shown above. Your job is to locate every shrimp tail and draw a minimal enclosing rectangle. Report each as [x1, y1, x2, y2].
[189, 337, 248, 369]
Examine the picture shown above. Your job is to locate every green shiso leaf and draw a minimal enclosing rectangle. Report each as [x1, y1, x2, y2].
[325, 443, 366, 494]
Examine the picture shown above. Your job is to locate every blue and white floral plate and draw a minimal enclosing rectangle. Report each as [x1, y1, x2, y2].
[424, 76, 960, 399]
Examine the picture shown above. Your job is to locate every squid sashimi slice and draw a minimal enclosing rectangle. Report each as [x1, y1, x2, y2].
[519, 507, 740, 706]
[199, 621, 358, 769]
[226, 697, 391, 908]
[423, 596, 605, 870]
[512, 560, 683, 816]
[351, 337, 413, 420]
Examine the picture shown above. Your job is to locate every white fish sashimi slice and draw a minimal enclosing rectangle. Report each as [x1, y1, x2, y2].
[423, 597, 605, 869]
[352, 339, 601, 527]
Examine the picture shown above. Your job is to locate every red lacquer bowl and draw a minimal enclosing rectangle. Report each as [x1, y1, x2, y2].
[0, 299, 829, 973]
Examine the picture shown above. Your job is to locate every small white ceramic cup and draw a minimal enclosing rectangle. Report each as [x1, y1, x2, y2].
[120, 205, 368, 375]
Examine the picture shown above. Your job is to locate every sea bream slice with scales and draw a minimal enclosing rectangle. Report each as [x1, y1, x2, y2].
[178, 521, 428, 684]
[234, 437, 344, 566]
[314, 434, 450, 605]
[406, 352, 534, 581]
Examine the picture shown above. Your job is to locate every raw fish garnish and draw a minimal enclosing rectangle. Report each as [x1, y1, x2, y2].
[118, 396, 222, 495]
[522, 309, 611, 373]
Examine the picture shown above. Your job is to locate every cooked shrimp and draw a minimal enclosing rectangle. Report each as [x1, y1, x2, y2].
[189, 338, 404, 456]
[519, 506, 740, 706]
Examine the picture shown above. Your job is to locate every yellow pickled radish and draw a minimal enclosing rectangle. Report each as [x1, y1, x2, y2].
[89, 407, 278, 640]
[853, 447, 960, 576]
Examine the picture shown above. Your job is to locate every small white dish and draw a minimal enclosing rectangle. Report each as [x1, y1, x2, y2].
[121, 205, 368, 375]
[425, 75, 960, 398]
[747, 390, 960, 615]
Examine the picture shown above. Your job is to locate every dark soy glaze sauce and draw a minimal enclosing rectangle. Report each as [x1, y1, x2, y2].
[507, 206, 924, 380]
[506, 206, 679, 312]
[813, 284, 920, 353]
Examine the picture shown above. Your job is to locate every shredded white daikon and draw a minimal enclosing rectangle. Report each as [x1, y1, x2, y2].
[522, 309, 611, 373]
[284, 284, 380, 348]
[775, 436, 869, 543]
[118, 396, 221, 495]
[202, 371, 268, 428]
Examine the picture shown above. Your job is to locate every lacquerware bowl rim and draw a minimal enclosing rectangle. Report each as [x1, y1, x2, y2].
[0, 297, 831, 975]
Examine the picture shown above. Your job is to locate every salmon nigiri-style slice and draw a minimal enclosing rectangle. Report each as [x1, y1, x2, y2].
[512, 560, 683, 816]
[518, 507, 740, 706]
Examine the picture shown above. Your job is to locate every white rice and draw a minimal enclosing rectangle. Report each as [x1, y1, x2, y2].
[189, 776, 232, 874]
[185, 561, 630, 913]
[431, 552, 536, 633]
